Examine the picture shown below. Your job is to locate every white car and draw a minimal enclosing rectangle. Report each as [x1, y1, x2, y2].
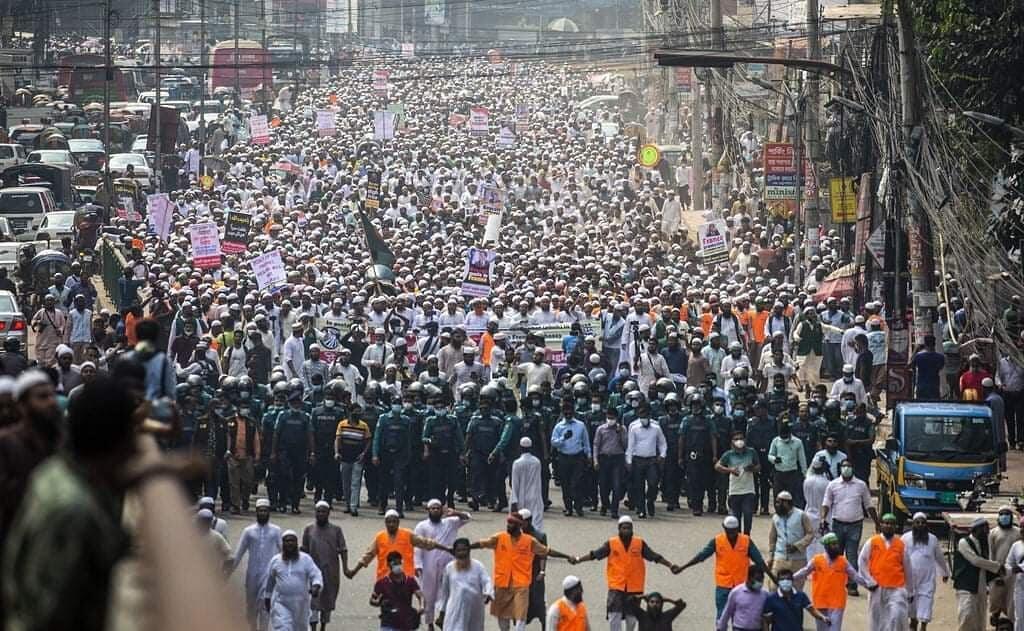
[0, 144, 26, 172]
[108, 153, 153, 191]
[33, 210, 77, 243]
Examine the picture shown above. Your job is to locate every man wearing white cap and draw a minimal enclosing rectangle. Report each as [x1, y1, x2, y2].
[546, 575, 590, 630]
[414, 499, 471, 629]
[829, 364, 866, 405]
[841, 315, 866, 368]
[198, 495, 229, 542]
[678, 515, 770, 619]
[900, 512, 949, 631]
[858, 513, 914, 631]
[30, 293, 65, 366]
[989, 505, 1019, 624]
[509, 436, 545, 534]
[302, 501, 349, 631]
[767, 491, 814, 584]
[232, 498, 282, 630]
[953, 516, 1004, 631]
[571, 515, 681, 631]
[262, 530, 323, 631]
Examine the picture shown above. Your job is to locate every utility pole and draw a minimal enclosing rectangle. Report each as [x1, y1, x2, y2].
[153, 0, 162, 190]
[709, 0, 725, 214]
[804, 0, 822, 268]
[103, 0, 112, 221]
[199, 0, 206, 172]
[691, 77, 704, 212]
[895, 0, 935, 342]
[233, 0, 240, 97]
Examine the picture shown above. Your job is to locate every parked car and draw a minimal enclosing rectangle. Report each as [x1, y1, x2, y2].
[108, 153, 152, 191]
[0, 144, 27, 172]
[0, 187, 57, 240]
[67, 138, 106, 171]
[130, 135, 148, 154]
[0, 291, 27, 351]
[0, 217, 15, 242]
[32, 210, 78, 243]
[27, 149, 79, 175]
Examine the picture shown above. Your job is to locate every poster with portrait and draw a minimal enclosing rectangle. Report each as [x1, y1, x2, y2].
[698, 219, 729, 264]
[460, 247, 496, 297]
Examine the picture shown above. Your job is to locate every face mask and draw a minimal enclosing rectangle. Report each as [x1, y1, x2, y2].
[750, 581, 763, 591]
[843, 400, 854, 411]
[808, 406, 818, 415]
[999, 514, 1013, 527]
[733, 439, 745, 449]
[324, 400, 336, 408]
[712, 404, 724, 414]
[239, 391, 249, 399]
[391, 404, 402, 413]
[733, 410, 746, 419]
[591, 403, 601, 412]
[630, 400, 639, 408]
[778, 579, 793, 592]
[640, 418, 651, 427]
[390, 563, 404, 575]
[737, 379, 747, 386]
[843, 375, 853, 383]
[606, 417, 618, 425]
[403, 402, 413, 410]
[841, 466, 854, 479]
[618, 369, 629, 377]
[657, 392, 666, 400]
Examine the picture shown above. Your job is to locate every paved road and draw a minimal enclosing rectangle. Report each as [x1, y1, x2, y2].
[216, 455, 1019, 630]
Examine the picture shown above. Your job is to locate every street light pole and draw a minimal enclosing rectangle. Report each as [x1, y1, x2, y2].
[153, 0, 162, 190]
[103, 0, 111, 221]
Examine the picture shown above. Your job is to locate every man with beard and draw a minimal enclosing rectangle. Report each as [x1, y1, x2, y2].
[262, 530, 323, 631]
[414, 500, 471, 630]
[900, 512, 950, 631]
[794, 532, 869, 630]
[509, 437, 545, 534]
[989, 505, 1019, 625]
[953, 516, 1005, 631]
[436, 538, 494, 631]
[0, 370, 62, 550]
[545, 575, 590, 630]
[232, 498, 282, 631]
[30, 294, 65, 366]
[301, 501, 349, 631]
[472, 514, 573, 631]
[516, 509, 548, 629]
[571, 516, 682, 631]
[857, 513, 915, 631]
[349, 510, 448, 582]
[626, 592, 686, 630]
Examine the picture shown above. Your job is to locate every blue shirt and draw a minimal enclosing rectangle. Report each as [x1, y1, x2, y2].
[762, 590, 811, 630]
[550, 418, 591, 457]
[911, 350, 945, 398]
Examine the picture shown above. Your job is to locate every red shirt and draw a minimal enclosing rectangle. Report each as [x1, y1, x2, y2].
[959, 368, 992, 399]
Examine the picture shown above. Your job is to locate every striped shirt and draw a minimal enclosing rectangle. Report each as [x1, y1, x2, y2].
[335, 419, 370, 462]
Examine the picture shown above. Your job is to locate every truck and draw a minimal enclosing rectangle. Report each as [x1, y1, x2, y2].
[876, 401, 1000, 523]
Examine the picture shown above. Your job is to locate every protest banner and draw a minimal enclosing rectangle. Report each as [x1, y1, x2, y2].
[471, 321, 604, 368]
[448, 113, 467, 128]
[514, 104, 530, 134]
[147, 193, 172, 241]
[319, 313, 352, 364]
[479, 183, 504, 225]
[497, 126, 515, 148]
[402, 43, 415, 58]
[469, 107, 489, 136]
[365, 169, 381, 210]
[698, 220, 729, 264]
[251, 249, 287, 291]
[316, 110, 336, 137]
[372, 69, 389, 97]
[373, 110, 397, 140]
[189, 222, 222, 269]
[222, 210, 253, 254]
[249, 114, 270, 145]
[460, 247, 495, 297]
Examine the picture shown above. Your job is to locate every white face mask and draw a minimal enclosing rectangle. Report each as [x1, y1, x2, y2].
[591, 403, 601, 412]
[733, 439, 746, 449]
[324, 400, 336, 408]
[630, 400, 640, 408]
[712, 404, 724, 414]
[640, 418, 651, 427]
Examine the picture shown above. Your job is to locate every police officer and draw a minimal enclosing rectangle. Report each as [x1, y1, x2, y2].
[789, 401, 822, 467]
[765, 374, 789, 419]
[403, 383, 427, 510]
[371, 390, 412, 517]
[261, 382, 288, 510]
[359, 382, 385, 505]
[209, 384, 237, 513]
[521, 384, 552, 508]
[659, 392, 685, 511]
[453, 382, 479, 501]
[271, 383, 315, 514]
[310, 380, 344, 505]
[745, 400, 778, 516]
[422, 385, 464, 507]
[708, 394, 731, 514]
[651, 377, 676, 419]
[679, 393, 718, 516]
[728, 366, 757, 410]
[462, 384, 505, 511]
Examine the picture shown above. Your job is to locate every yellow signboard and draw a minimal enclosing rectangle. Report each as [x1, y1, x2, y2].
[637, 144, 661, 168]
[830, 176, 857, 223]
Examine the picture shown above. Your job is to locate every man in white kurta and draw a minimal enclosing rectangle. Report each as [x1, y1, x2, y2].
[956, 519, 1004, 631]
[660, 192, 682, 239]
[1002, 529, 1024, 631]
[414, 500, 471, 628]
[858, 514, 914, 631]
[509, 437, 545, 534]
[262, 531, 323, 631]
[437, 538, 494, 631]
[232, 499, 282, 629]
[802, 462, 831, 561]
[901, 512, 950, 629]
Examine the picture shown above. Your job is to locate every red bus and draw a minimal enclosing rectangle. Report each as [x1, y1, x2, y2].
[210, 40, 272, 99]
[60, 53, 133, 103]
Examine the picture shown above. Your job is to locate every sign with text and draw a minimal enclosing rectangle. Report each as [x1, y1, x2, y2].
[479, 183, 504, 225]
[373, 110, 397, 140]
[147, 193, 172, 241]
[460, 247, 496, 297]
[829, 176, 858, 223]
[469, 107, 489, 136]
[764, 142, 797, 199]
[316, 110, 336, 137]
[249, 114, 270, 145]
[365, 169, 381, 210]
[698, 219, 729, 264]
[189, 222, 222, 269]
[251, 249, 287, 291]
[674, 67, 692, 94]
[372, 69, 389, 97]
[222, 210, 253, 254]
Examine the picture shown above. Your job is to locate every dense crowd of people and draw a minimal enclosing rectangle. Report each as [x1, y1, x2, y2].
[0, 51, 1022, 631]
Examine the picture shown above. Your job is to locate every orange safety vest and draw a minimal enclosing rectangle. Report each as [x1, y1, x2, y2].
[714, 533, 751, 588]
[556, 598, 588, 631]
[605, 536, 646, 593]
[868, 535, 906, 588]
[480, 331, 495, 364]
[375, 528, 415, 580]
[493, 532, 536, 588]
[751, 310, 770, 344]
[700, 312, 714, 337]
[810, 554, 849, 610]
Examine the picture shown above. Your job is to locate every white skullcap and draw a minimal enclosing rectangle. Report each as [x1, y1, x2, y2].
[315, 500, 330, 510]
[196, 508, 214, 520]
[982, 377, 995, 388]
[519, 437, 533, 448]
[971, 517, 988, 529]
[198, 496, 215, 507]
[999, 505, 1014, 513]
[723, 516, 740, 529]
[56, 344, 73, 357]
[255, 498, 272, 508]
[562, 575, 581, 591]
[842, 363, 854, 373]
[14, 369, 50, 400]
[282, 529, 298, 539]
[618, 515, 633, 525]
[518, 508, 532, 520]
[0, 375, 13, 395]
[80, 361, 96, 370]
[426, 499, 443, 508]
[912, 512, 927, 521]
[776, 491, 793, 501]
[385, 509, 401, 519]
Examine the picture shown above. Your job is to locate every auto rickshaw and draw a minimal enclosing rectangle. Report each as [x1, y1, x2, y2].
[19, 249, 71, 316]
[95, 177, 145, 221]
[73, 170, 103, 204]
